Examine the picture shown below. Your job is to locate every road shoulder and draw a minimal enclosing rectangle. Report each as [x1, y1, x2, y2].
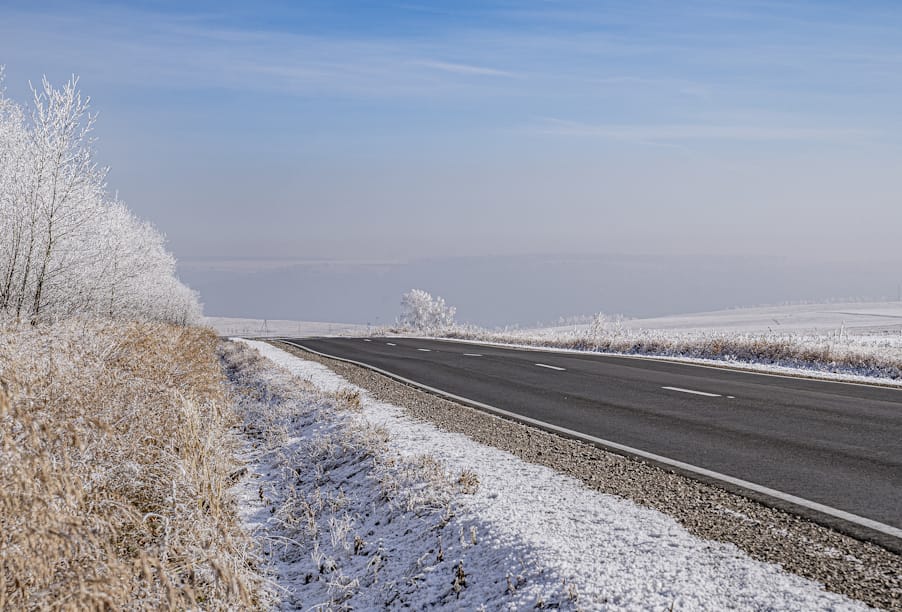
[276, 341, 902, 611]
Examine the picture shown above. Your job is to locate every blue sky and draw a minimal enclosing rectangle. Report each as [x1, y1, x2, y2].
[2, 1, 901, 319]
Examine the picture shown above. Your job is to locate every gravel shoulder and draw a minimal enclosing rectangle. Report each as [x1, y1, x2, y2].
[275, 341, 902, 611]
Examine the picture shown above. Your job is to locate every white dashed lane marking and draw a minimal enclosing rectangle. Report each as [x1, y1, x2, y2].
[386, 342, 396, 346]
[662, 386, 721, 398]
[463, 353, 482, 357]
[417, 348, 432, 352]
[535, 363, 566, 371]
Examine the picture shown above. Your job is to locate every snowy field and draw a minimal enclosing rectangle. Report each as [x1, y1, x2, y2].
[234, 339, 870, 611]
[209, 301, 902, 341]
[527, 301, 902, 339]
[205, 316, 369, 338]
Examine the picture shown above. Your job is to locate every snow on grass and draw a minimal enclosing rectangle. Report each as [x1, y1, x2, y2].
[227, 340, 576, 609]
[240, 339, 871, 611]
[502, 301, 902, 371]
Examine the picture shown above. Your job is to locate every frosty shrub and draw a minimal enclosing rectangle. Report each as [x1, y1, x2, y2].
[0, 69, 201, 324]
[588, 312, 626, 349]
[398, 289, 456, 332]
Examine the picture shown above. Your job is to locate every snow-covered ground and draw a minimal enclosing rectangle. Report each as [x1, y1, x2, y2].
[205, 316, 369, 338]
[531, 301, 902, 337]
[638, 301, 902, 335]
[209, 301, 902, 343]
[235, 339, 870, 610]
[210, 301, 902, 350]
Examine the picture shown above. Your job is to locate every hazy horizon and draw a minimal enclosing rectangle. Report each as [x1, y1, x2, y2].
[179, 252, 902, 327]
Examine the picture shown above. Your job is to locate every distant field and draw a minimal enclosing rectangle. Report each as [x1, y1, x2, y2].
[208, 301, 902, 340]
[205, 316, 370, 337]
[529, 301, 902, 338]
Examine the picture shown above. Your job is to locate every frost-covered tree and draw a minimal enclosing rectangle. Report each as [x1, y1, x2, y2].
[0, 70, 201, 325]
[0, 69, 31, 314]
[586, 312, 626, 349]
[398, 289, 456, 332]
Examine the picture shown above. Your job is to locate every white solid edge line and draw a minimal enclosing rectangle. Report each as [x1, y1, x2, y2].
[662, 386, 721, 398]
[280, 339, 902, 543]
[420, 337, 902, 391]
[417, 348, 432, 352]
[536, 363, 566, 371]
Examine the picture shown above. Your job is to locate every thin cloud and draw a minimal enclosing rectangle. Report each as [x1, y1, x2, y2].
[537, 118, 871, 144]
[414, 60, 516, 78]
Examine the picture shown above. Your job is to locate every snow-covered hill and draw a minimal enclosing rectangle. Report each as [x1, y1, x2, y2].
[529, 300, 902, 338]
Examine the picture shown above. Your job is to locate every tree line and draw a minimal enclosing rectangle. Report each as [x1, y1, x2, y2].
[0, 69, 201, 325]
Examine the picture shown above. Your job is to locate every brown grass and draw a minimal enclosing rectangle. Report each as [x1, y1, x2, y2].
[0, 320, 264, 610]
[456, 470, 480, 495]
[330, 387, 362, 411]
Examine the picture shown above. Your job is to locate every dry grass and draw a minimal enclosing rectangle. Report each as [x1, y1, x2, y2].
[330, 387, 362, 411]
[0, 320, 265, 610]
[456, 470, 480, 495]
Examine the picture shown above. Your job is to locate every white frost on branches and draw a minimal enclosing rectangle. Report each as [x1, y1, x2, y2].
[398, 289, 456, 332]
[0, 70, 201, 324]
[587, 312, 626, 348]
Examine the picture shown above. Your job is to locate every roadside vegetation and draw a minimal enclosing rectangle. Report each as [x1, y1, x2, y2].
[0, 68, 200, 325]
[0, 71, 262, 609]
[0, 321, 264, 609]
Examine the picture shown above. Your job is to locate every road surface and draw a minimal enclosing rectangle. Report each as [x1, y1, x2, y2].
[281, 336, 902, 550]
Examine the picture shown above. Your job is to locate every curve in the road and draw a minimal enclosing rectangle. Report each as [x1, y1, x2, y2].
[279, 337, 902, 553]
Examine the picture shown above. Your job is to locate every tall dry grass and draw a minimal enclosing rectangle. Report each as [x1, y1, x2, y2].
[0, 320, 264, 610]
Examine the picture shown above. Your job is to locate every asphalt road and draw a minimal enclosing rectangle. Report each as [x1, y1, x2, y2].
[286, 336, 902, 546]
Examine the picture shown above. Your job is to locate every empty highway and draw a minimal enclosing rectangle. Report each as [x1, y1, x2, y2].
[282, 336, 902, 550]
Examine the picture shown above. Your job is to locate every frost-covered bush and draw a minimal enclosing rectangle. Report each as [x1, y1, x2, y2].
[398, 289, 456, 332]
[0, 69, 201, 325]
[587, 312, 626, 349]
